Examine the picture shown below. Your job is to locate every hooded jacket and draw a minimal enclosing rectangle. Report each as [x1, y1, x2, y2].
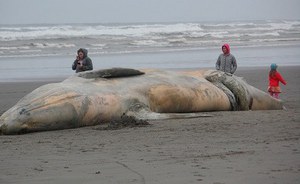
[215, 44, 237, 74]
[269, 71, 287, 87]
[72, 48, 93, 73]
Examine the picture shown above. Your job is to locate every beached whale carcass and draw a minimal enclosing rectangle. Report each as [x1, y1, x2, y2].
[0, 68, 284, 135]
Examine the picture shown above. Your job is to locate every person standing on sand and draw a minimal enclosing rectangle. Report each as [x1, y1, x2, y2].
[72, 48, 93, 73]
[216, 43, 237, 74]
[268, 63, 287, 99]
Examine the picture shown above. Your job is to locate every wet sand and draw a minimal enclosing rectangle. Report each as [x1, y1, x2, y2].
[0, 66, 299, 184]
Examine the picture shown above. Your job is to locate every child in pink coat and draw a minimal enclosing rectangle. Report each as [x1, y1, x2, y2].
[268, 63, 287, 99]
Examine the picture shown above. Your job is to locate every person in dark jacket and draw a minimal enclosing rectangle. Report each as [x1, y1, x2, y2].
[72, 48, 93, 73]
[215, 44, 237, 74]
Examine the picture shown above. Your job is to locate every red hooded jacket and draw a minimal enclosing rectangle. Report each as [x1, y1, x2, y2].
[269, 71, 287, 87]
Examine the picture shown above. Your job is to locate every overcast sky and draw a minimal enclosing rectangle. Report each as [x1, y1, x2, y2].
[0, 0, 300, 24]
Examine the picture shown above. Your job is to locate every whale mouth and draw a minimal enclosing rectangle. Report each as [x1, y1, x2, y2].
[0, 123, 28, 135]
[0, 122, 6, 135]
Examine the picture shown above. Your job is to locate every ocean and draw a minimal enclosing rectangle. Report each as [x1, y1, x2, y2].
[0, 20, 300, 81]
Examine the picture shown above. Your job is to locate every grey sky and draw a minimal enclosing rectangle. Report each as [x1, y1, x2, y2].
[0, 0, 300, 24]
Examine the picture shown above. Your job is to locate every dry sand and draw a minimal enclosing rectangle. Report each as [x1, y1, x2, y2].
[0, 66, 299, 184]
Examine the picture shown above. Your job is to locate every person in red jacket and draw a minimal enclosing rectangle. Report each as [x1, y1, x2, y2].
[268, 63, 287, 99]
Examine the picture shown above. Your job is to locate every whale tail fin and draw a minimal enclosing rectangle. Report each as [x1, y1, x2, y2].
[78, 68, 145, 79]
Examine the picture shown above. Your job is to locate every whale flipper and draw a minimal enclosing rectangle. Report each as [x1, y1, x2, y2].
[125, 103, 212, 120]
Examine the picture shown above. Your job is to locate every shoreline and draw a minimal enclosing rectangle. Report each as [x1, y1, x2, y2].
[0, 66, 299, 184]
[1, 65, 300, 83]
[1, 44, 300, 82]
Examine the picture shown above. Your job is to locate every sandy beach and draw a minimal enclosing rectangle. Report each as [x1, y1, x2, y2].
[0, 66, 299, 184]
